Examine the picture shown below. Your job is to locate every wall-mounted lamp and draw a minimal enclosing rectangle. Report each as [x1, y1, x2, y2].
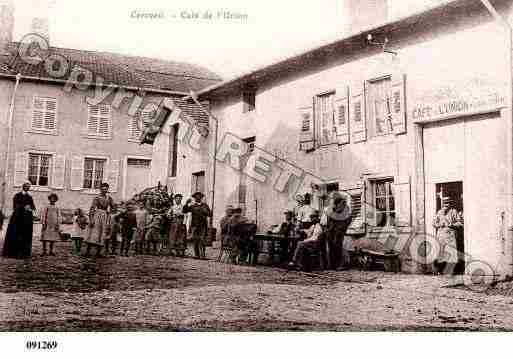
[367, 34, 398, 55]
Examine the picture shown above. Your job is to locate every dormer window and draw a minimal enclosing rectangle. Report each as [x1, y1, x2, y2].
[242, 90, 256, 113]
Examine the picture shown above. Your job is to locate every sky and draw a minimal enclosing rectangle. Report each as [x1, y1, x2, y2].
[9, 0, 446, 80]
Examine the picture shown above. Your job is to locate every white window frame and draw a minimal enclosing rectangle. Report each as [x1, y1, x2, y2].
[365, 75, 393, 138]
[315, 90, 336, 146]
[27, 151, 55, 192]
[30, 96, 58, 134]
[128, 110, 153, 142]
[370, 177, 395, 228]
[87, 104, 112, 139]
[82, 156, 108, 192]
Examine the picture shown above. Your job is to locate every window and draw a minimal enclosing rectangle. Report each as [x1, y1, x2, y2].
[32, 96, 57, 131]
[87, 104, 111, 137]
[192, 171, 205, 194]
[170, 124, 179, 177]
[372, 178, 395, 227]
[28, 153, 52, 186]
[243, 90, 256, 113]
[315, 92, 335, 145]
[83, 158, 106, 189]
[366, 76, 392, 137]
[243, 136, 256, 153]
[129, 109, 153, 141]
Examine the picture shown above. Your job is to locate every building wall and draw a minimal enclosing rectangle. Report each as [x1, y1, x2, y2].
[0, 80, 174, 215]
[207, 5, 512, 273]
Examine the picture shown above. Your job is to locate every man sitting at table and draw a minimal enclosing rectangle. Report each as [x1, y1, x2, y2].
[228, 207, 249, 263]
[279, 210, 295, 263]
[288, 211, 323, 271]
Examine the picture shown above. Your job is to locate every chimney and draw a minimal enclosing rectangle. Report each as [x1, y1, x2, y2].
[342, 0, 389, 35]
[0, 1, 14, 55]
[31, 16, 50, 44]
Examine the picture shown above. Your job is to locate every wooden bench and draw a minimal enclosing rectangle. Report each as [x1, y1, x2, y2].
[353, 248, 401, 273]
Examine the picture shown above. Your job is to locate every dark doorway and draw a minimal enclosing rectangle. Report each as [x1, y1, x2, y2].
[435, 181, 464, 274]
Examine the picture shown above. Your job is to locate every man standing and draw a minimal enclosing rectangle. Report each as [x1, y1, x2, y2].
[183, 192, 211, 259]
[296, 193, 315, 230]
[322, 191, 352, 270]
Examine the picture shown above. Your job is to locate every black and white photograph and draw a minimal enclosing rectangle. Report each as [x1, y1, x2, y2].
[1, 0, 513, 355]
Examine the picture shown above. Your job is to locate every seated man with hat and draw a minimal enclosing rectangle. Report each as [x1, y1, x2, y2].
[183, 191, 212, 259]
[289, 210, 323, 271]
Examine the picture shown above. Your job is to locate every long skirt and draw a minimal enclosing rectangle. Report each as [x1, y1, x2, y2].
[85, 209, 110, 246]
[2, 212, 34, 259]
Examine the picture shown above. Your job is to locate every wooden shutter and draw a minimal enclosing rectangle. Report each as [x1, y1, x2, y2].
[107, 159, 120, 193]
[32, 97, 45, 129]
[364, 179, 376, 227]
[44, 98, 57, 130]
[346, 184, 365, 234]
[299, 105, 315, 151]
[390, 73, 406, 135]
[70, 156, 84, 191]
[335, 86, 350, 145]
[51, 154, 66, 189]
[99, 105, 111, 136]
[350, 84, 367, 143]
[392, 175, 411, 227]
[14, 152, 29, 187]
[87, 105, 99, 134]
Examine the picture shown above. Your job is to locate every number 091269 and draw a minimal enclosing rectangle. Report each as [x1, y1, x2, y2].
[26, 341, 58, 350]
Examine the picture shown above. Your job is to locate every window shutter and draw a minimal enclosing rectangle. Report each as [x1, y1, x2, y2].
[51, 154, 66, 189]
[392, 175, 411, 227]
[299, 105, 315, 151]
[364, 179, 376, 227]
[87, 105, 99, 134]
[70, 156, 84, 191]
[14, 152, 29, 187]
[107, 159, 120, 193]
[32, 97, 44, 129]
[390, 73, 406, 135]
[346, 185, 365, 234]
[44, 98, 57, 130]
[350, 84, 367, 143]
[335, 86, 350, 145]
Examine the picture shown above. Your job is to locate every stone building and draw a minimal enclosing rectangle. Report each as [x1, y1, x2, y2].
[0, 3, 221, 217]
[146, 0, 513, 276]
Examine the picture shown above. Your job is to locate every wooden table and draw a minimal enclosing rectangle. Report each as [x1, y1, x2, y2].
[254, 233, 301, 265]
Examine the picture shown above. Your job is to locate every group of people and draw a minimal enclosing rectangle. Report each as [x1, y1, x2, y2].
[217, 192, 354, 271]
[1, 180, 213, 260]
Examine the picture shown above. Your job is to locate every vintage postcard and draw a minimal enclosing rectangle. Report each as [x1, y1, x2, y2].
[1, 0, 513, 355]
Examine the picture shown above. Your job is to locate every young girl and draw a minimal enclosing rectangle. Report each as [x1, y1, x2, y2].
[40, 193, 61, 256]
[133, 202, 148, 255]
[71, 208, 88, 254]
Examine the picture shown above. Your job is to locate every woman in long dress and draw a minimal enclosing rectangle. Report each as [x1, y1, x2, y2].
[433, 197, 463, 275]
[2, 181, 36, 259]
[85, 182, 115, 256]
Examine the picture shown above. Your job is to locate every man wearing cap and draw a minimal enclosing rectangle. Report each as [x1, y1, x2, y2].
[296, 193, 315, 230]
[183, 191, 212, 259]
[227, 207, 250, 263]
[289, 210, 323, 270]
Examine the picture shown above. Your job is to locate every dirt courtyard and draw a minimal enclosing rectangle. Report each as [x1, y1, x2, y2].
[1, 236, 513, 331]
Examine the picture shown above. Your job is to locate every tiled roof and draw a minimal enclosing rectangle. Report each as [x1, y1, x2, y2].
[0, 43, 221, 93]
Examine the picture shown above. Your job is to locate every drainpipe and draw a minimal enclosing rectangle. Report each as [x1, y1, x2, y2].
[479, 0, 513, 276]
[1, 73, 21, 213]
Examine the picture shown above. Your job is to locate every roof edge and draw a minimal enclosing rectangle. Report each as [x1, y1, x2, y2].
[192, 0, 480, 99]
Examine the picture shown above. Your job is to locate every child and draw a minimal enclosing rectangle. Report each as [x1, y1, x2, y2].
[133, 202, 148, 255]
[107, 214, 122, 255]
[119, 203, 136, 256]
[145, 213, 163, 255]
[71, 208, 88, 254]
[40, 193, 61, 256]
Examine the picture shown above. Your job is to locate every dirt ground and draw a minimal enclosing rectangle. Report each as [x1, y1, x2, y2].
[1, 233, 513, 331]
